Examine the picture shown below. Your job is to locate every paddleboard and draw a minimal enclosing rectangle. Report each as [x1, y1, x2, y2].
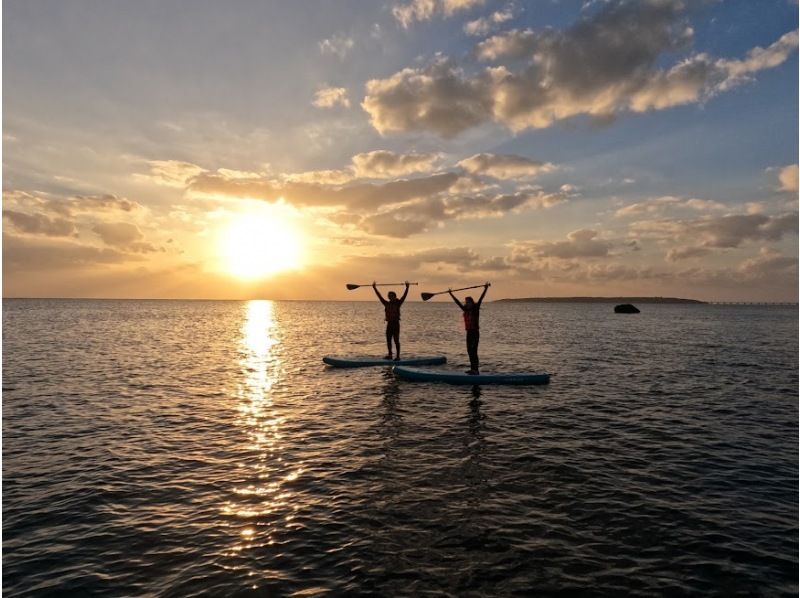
[323, 355, 447, 368]
[393, 365, 550, 385]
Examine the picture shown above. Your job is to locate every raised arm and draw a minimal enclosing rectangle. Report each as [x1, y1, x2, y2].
[448, 289, 465, 310]
[399, 281, 410, 304]
[476, 282, 490, 306]
[372, 282, 388, 305]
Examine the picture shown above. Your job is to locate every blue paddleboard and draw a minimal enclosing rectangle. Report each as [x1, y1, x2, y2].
[323, 355, 447, 368]
[393, 365, 550, 385]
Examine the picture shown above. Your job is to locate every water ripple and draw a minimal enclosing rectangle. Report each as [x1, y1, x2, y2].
[3, 299, 797, 596]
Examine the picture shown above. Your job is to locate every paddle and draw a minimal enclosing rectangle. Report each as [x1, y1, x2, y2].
[346, 282, 419, 290]
[421, 284, 488, 301]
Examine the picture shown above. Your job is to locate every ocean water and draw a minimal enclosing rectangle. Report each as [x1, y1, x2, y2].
[3, 298, 797, 596]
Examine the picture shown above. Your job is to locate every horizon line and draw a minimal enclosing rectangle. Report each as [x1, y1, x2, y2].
[3, 296, 797, 305]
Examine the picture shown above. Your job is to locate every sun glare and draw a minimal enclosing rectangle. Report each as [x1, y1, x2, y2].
[219, 205, 303, 280]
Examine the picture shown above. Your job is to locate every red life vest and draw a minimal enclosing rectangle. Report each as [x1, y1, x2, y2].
[385, 301, 401, 322]
[463, 306, 479, 330]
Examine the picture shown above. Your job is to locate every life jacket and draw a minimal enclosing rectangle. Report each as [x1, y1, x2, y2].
[463, 306, 479, 330]
[385, 301, 401, 322]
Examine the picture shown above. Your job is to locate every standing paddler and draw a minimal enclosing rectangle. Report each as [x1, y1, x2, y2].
[448, 282, 490, 375]
[373, 281, 410, 361]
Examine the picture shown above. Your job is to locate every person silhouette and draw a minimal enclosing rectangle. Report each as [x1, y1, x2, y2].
[448, 282, 490, 374]
[373, 281, 410, 360]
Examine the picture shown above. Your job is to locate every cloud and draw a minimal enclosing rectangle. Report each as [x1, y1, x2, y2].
[362, 58, 494, 138]
[393, 0, 484, 28]
[457, 153, 555, 179]
[312, 86, 351, 109]
[351, 150, 441, 177]
[3, 233, 144, 272]
[464, 7, 514, 36]
[737, 247, 798, 278]
[3, 210, 77, 237]
[136, 160, 206, 188]
[335, 239, 795, 295]
[282, 151, 441, 183]
[356, 189, 566, 237]
[665, 245, 711, 261]
[4, 190, 143, 217]
[363, 1, 798, 137]
[614, 196, 725, 217]
[777, 164, 798, 192]
[510, 229, 614, 260]
[631, 212, 798, 248]
[283, 168, 356, 185]
[189, 170, 462, 211]
[186, 148, 570, 238]
[64, 194, 143, 214]
[92, 222, 157, 252]
[319, 34, 354, 58]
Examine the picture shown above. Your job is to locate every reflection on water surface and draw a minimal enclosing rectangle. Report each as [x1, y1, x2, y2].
[224, 301, 302, 560]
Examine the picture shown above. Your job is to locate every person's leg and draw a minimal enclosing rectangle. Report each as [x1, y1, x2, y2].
[467, 330, 480, 373]
[393, 325, 401, 359]
[473, 330, 480, 372]
[385, 324, 393, 359]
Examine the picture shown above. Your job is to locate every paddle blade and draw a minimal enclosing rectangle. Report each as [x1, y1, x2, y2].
[346, 283, 360, 290]
[421, 292, 435, 301]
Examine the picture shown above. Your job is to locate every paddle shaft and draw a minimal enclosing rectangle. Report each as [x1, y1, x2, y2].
[421, 284, 488, 301]
[346, 282, 418, 290]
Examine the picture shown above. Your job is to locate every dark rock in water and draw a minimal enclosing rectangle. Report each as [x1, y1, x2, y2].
[615, 303, 640, 314]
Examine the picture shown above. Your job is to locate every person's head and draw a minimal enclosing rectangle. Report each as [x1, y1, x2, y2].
[388, 291, 397, 301]
[465, 296, 475, 306]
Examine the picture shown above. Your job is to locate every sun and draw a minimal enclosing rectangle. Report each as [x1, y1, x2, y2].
[218, 204, 303, 280]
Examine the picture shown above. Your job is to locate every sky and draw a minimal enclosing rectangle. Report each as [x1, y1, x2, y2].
[3, 0, 798, 301]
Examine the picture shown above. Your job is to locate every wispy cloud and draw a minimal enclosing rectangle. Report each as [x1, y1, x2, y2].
[457, 153, 554, 180]
[614, 196, 725, 218]
[319, 33, 355, 58]
[135, 160, 206, 188]
[463, 6, 514, 36]
[312, 86, 351, 109]
[352, 150, 442, 177]
[393, 0, 485, 28]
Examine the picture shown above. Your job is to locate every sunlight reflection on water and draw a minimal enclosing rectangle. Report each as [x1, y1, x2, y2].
[222, 300, 302, 556]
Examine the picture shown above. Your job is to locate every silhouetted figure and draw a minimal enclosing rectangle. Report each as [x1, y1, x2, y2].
[449, 282, 490, 374]
[373, 281, 410, 360]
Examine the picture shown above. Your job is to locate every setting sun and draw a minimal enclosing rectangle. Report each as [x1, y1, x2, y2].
[218, 205, 303, 280]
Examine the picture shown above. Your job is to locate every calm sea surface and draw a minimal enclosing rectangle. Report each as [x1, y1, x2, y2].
[3, 299, 798, 596]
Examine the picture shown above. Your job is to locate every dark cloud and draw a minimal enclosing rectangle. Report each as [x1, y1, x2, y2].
[3, 233, 144, 272]
[3, 210, 77, 237]
[4, 190, 142, 217]
[92, 222, 157, 253]
[633, 212, 798, 249]
[362, 58, 495, 138]
[352, 189, 566, 237]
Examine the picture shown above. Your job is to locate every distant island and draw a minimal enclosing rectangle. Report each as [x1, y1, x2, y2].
[495, 296, 707, 304]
